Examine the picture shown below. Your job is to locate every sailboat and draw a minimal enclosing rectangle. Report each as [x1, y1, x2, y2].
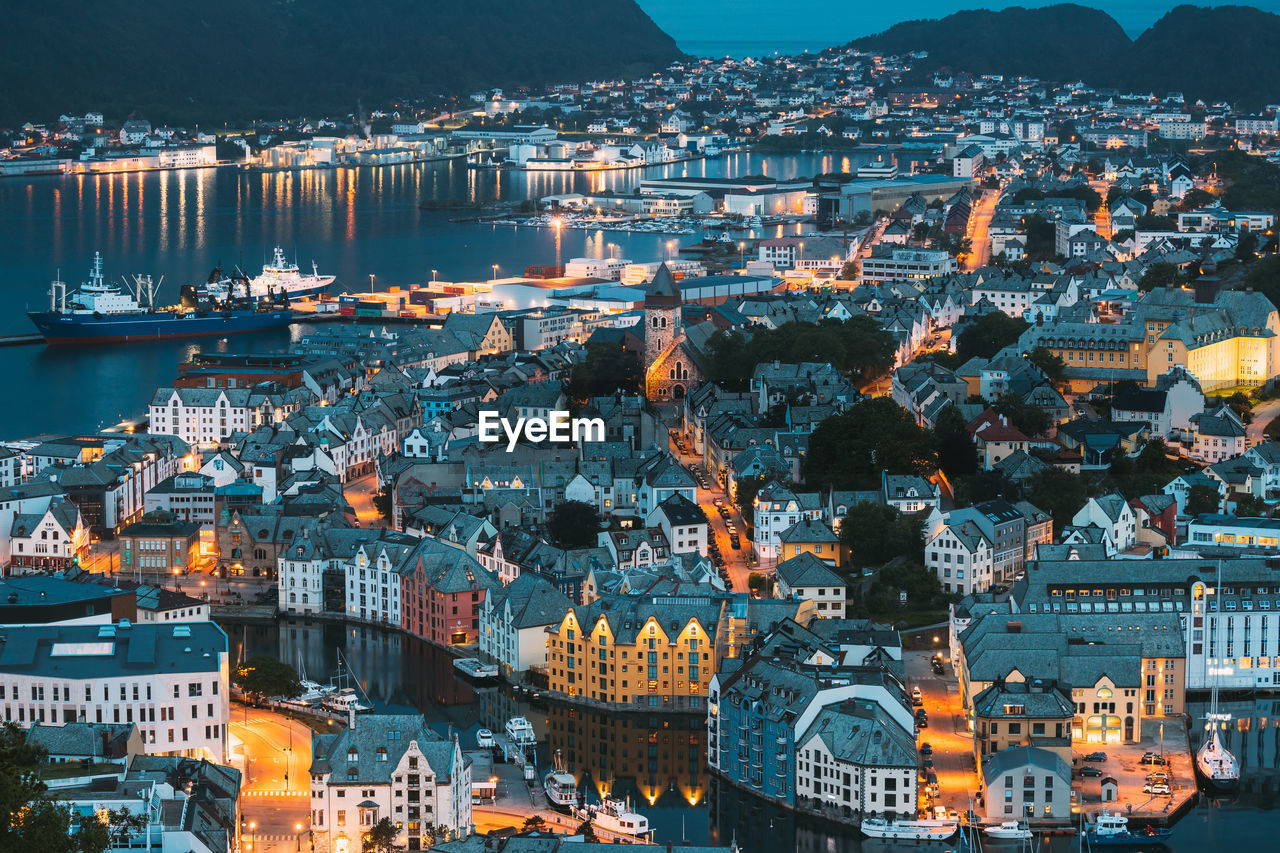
[323, 648, 373, 713]
[295, 650, 337, 705]
[1196, 561, 1240, 791]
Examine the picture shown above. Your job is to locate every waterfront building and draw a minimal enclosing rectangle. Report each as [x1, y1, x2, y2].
[148, 387, 293, 446]
[546, 594, 721, 709]
[399, 541, 500, 646]
[979, 746, 1072, 823]
[477, 572, 572, 677]
[342, 532, 420, 626]
[278, 525, 370, 616]
[309, 713, 471, 852]
[709, 619, 914, 818]
[0, 620, 230, 762]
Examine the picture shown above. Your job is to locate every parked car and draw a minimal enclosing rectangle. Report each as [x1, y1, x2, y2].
[1143, 782, 1171, 795]
[1140, 752, 1168, 766]
[712, 498, 723, 507]
[919, 742, 933, 756]
[931, 659, 945, 675]
[1079, 766, 1103, 778]
[1082, 751, 1107, 762]
[911, 687, 923, 706]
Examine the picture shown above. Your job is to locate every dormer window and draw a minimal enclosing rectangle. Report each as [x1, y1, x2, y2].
[348, 749, 359, 762]
[376, 747, 388, 761]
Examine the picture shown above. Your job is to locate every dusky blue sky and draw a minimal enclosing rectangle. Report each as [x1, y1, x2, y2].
[636, 0, 1280, 54]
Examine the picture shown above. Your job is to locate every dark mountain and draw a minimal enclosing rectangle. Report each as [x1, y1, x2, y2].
[0, 0, 682, 126]
[851, 5, 1129, 83]
[853, 3, 1280, 109]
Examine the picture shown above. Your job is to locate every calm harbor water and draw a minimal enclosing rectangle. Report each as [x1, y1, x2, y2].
[229, 618, 1280, 851]
[0, 150, 907, 438]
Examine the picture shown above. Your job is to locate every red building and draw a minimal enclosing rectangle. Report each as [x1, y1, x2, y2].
[400, 548, 502, 646]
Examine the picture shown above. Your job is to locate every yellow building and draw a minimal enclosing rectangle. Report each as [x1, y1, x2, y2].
[546, 596, 722, 710]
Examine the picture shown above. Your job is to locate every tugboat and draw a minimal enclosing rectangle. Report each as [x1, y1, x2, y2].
[28, 252, 292, 344]
[543, 750, 579, 813]
[1085, 810, 1173, 848]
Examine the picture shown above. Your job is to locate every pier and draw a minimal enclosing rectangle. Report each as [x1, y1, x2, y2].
[0, 333, 43, 346]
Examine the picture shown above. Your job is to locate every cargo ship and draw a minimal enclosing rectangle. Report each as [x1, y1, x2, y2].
[28, 252, 293, 344]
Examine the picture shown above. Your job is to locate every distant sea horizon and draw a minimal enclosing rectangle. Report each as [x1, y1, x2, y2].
[648, 0, 1267, 57]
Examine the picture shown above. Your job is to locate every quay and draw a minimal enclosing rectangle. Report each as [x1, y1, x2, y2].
[0, 333, 43, 346]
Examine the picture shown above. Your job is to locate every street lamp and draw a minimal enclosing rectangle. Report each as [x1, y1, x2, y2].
[295, 822, 304, 852]
[491, 263, 499, 283]
[368, 273, 375, 294]
[666, 240, 674, 260]
[431, 269, 438, 282]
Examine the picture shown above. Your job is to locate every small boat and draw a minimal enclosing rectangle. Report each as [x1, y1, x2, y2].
[323, 688, 372, 714]
[984, 821, 1033, 841]
[860, 818, 958, 841]
[1085, 810, 1173, 848]
[454, 657, 500, 681]
[505, 715, 536, 747]
[475, 729, 495, 749]
[577, 794, 650, 839]
[544, 750, 580, 812]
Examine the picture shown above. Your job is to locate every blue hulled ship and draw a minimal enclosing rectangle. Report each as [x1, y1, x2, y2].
[28, 253, 294, 344]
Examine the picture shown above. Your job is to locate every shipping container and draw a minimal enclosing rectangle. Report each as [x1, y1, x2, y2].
[338, 306, 356, 316]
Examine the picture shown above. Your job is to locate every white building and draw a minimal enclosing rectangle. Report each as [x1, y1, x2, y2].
[563, 257, 630, 280]
[149, 388, 260, 446]
[646, 493, 707, 556]
[860, 249, 958, 284]
[774, 552, 847, 618]
[925, 518, 994, 595]
[0, 620, 229, 762]
[343, 536, 418, 626]
[309, 714, 472, 852]
[753, 481, 825, 564]
[477, 573, 571, 677]
[1071, 494, 1137, 553]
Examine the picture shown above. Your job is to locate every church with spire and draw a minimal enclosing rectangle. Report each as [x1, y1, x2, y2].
[639, 263, 702, 401]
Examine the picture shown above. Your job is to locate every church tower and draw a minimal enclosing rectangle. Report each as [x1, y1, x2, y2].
[642, 263, 681, 368]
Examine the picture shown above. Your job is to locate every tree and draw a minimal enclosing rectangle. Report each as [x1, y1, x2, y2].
[955, 312, 1030, 363]
[1179, 188, 1215, 210]
[839, 502, 925, 567]
[1028, 468, 1089, 534]
[1234, 494, 1268, 517]
[1138, 262, 1185, 292]
[993, 395, 1051, 438]
[734, 471, 787, 526]
[522, 816, 548, 832]
[547, 500, 601, 549]
[839, 260, 858, 280]
[233, 655, 302, 703]
[575, 820, 598, 841]
[803, 398, 937, 491]
[1028, 346, 1066, 383]
[568, 341, 642, 401]
[1224, 392, 1254, 425]
[748, 572, 767, 592]
[371, 489, 393, 523]
[364, 817, 400, 853]
[863, 561, 946, 619]
[1186, 485, 1222, 517]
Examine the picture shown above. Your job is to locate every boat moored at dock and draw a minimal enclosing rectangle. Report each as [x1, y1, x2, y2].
[860, 817, 958, 841]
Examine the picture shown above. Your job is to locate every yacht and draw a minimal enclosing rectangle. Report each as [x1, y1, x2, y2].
[1196, 561, 1241, 791]
[983, 821, 1033, 841]
[505, 715, 536, 747]
[860, 818, 958, 841]
[1085, 810, 1173, 847]
[543, 751, 580, 812]
[475, 729, 495, 749]
[323, 688, 372, 714]
[578, 795, 650, 839]
[295, 652, 336, 704]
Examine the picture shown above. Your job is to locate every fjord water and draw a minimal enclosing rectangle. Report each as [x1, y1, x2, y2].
[0, 151, 883, 438]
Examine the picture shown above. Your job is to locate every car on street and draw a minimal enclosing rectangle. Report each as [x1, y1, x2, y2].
[1143, 782, 1171, 795]
[1082, 751, 1107, 762]
[1078, 766, 1103, 778]
[931, 659, 945, 675]
[1140, 752, 1168, 766]
[729, 538, 741, 550]
[911, 687, 923, 706]
[712, 498, 723, 507]
[919, 743, 932, 756]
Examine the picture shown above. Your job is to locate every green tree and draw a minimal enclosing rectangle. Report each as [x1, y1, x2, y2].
[933, 406, 979, 480]
[575, 820, 598, 841]
[371, 489, 393, 523]
[1178, 188, 1215, 210]
[364, 816, 400, 853]
[522, 815, 548, 832]
[568, 341, 642, 401]
[803, 398, 937, 491]
[233, 655, 302, 703]
[839, 502, 925, 567]
[1138, 262, 1185, 292]
[955, 312, 1030, 362]
[734, 472, 788, 527]
[1234, 494, 1268, 517]
[1186, 485, 1222, 517]
[546, 500, 602, 548]
[864, 562, 946, 618]
[1028, 468, 1089, 534]
[839, 260, 858, 280]
[1028, 346, 1066, 383]
[994, 395, 1051, 438]
[748, 572, 767, 592]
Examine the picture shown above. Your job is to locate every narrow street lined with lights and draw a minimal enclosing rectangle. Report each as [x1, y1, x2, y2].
[231, 705, 314, 853]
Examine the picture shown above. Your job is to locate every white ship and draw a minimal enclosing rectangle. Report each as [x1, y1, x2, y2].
[250, 246, 335, 300]
[543, 750, 579, 812]
[860, 818, 958, 841]
[505, 715, 536, 747]
[475, 729, 495, 749]
[323, 688, 372, 713]
[577, 795, 650, 839]
[984, 820, 1033, 841]
[453, 657, 499, 680]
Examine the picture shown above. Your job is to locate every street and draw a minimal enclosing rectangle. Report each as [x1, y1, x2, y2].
[230, 704, 314, 853]
[1248, 397, 1280, 446]
[902, 647, 980, 816]
[963, 188, 998, 270]
[345, 473, 388, 529]
[668, 431, 760, 594]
